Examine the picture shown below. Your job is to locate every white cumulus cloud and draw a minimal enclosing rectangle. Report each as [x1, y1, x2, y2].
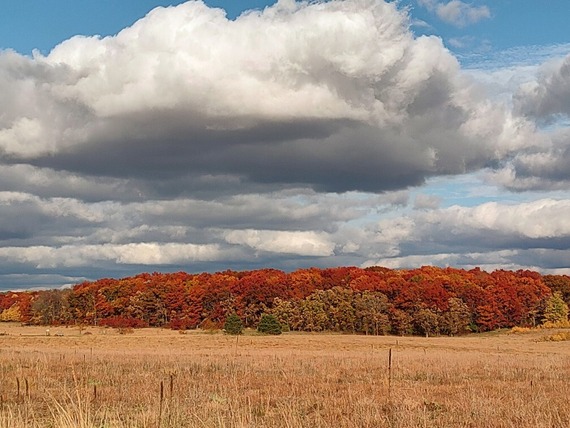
[419, 0, 491, 27]
[224, 229, 335, 256]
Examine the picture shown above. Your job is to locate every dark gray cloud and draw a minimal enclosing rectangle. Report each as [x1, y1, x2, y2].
[486, 130, 570, 191]
[515, 54, 570, 122]
[476, 53, 570, 191]
[362, 199, 570, 272]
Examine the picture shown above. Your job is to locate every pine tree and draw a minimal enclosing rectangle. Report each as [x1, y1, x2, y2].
[257, 313, 282, 335]
[223, 312, 244, 335]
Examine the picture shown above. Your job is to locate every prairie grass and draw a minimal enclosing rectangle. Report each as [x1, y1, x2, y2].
[0, 324, 569, 427]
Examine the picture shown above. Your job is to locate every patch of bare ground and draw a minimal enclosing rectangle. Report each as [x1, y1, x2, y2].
[0, 323, 569, 427]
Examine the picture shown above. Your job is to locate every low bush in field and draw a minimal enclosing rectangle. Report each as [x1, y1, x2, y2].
[540, 320, 570, 329]
[167, 317, 196, 330]
[541, 331, 570, 341]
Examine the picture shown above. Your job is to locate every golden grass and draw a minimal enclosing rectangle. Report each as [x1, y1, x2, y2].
[1, 323, 569, 427]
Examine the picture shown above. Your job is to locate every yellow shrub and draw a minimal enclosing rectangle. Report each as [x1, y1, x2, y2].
[541, 332, 570, 342]
[540, 320, 570, 329]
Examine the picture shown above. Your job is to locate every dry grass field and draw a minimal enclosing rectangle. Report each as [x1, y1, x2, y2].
[1, 323, 569, 428]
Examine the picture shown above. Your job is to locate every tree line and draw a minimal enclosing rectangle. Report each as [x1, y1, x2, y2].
[1, 266, 569, 336]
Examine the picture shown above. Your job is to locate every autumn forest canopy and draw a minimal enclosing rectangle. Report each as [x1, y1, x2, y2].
[1, 266, 570, 337]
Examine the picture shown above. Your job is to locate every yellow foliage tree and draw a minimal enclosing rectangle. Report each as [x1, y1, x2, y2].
[0, 305, 21, 322]
[543, 293, 569, 324]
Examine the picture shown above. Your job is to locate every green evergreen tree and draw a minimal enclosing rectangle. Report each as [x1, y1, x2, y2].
[223, 312, 244, 335]
[257, 313, 282, 335]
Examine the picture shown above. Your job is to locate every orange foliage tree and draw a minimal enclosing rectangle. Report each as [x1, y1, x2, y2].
[5, 265, 563, 335]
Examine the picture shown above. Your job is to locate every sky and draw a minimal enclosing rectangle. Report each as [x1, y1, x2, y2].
[0, 0, 569, 290]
